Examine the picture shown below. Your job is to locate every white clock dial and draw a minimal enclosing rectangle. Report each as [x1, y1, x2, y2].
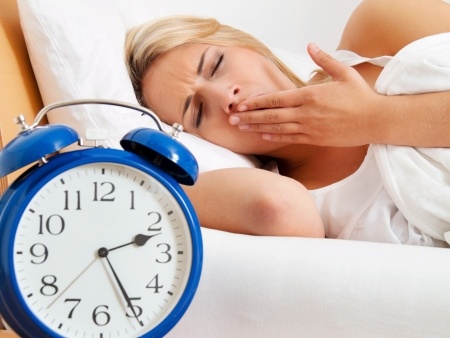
[12, 162, 193, 337]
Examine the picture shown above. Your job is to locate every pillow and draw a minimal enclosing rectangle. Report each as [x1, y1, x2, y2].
[17, 0, 317, 173]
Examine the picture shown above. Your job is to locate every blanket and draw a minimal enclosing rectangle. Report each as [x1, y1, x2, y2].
[372, 33, 450, 243]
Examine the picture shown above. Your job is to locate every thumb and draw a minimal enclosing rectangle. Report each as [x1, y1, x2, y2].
[307, 43, 348, 80]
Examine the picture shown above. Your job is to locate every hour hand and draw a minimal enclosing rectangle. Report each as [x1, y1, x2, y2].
[108, 233, 161, 252]
[134, 233, 161, 246]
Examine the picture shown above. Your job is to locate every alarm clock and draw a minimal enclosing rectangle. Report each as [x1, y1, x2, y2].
[0, 99, 202, 338]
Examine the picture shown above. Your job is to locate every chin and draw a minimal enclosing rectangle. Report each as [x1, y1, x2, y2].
[228, 143, 277, 156]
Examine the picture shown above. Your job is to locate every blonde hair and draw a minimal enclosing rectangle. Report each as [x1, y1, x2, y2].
[125, 15, 317, 107]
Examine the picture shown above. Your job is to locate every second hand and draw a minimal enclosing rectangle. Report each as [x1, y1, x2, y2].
[47, 257, 97, 309]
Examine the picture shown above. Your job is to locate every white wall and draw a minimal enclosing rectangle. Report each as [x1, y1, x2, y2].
[115, 0, 363, 54]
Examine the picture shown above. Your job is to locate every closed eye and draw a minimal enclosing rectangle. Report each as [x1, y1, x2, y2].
[193, 53, 223, 128]
[211, 53, 224, 77]
[194, 102, 203, 128]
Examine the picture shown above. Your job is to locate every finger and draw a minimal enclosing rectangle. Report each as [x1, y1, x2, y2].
[230, 107, 298, 125]
[237, 88, 306, 112]
[307, 43, 350, 80]
[237, 122, 306, 134]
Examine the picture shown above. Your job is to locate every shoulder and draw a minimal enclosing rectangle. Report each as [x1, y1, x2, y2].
[338, 0, 450, 57]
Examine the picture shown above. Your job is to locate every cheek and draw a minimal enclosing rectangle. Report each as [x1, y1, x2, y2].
[192, 112, 263, 153]
[195, 118, 238, 149]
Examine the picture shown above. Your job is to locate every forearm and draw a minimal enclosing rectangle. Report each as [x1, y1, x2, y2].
[182, 168, 324, 238]
[343, 0, 450, 147]
[370, 91, 450, 147]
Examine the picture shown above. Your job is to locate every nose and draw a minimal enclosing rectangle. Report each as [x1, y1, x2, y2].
[199, 82, 241, 114]
[226, 85, 241, 114]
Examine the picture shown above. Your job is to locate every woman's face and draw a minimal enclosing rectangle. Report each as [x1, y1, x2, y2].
[142, 43, 296, 154]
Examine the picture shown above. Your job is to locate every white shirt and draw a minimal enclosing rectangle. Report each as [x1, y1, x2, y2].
[309, 140, 448, 247]
[310, 43, 450, 247]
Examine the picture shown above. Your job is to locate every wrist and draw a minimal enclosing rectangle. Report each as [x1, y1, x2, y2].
[364, 93, 392, 145]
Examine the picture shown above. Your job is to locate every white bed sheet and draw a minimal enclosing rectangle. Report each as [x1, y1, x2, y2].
[169, 228, 450, 338]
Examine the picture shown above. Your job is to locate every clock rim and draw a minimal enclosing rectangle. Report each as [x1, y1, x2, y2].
[0, 147, 203, 338]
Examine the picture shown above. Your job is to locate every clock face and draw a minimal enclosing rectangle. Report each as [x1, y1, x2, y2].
[10, 161, 195, 337]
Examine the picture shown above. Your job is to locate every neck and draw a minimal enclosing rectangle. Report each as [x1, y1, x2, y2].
[272, 144, 369, 190]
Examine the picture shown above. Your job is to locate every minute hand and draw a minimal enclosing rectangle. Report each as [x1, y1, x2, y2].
[98, 248, 143, 327]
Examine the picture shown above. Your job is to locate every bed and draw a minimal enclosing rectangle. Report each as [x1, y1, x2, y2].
[1, 0, 450, 337]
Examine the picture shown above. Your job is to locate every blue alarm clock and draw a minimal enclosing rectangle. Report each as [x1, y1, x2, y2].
[0, 99, 202, 338]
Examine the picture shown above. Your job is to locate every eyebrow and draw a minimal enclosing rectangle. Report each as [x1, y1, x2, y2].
[182, 47, 211, 121]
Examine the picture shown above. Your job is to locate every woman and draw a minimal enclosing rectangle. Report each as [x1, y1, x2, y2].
[125, 0, 450, 246]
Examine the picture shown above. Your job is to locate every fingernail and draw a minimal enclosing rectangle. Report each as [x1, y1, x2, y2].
[238, 124, 250, 130]
[237, 105, 247, 112]
[229, 116, 240, 125]
[262, 133, 272, 141]
[309, 43, 320, 54]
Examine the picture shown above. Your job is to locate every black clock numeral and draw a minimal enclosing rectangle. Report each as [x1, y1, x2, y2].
[30, 243, 48, 264]
[64, 190, 81, 210]
[146, 274, 163, 293]
[130, 190, 135, 210]
[40, 275, 59, 296]
[38, 214, 65, 235]
[93, 305, 111, 326]
[64, 298, 81, 318]
[156, 243, 172, 263]
[125, 297, 143, 318]
[93, 182, 116, 202]
[147, 211, 162, 232]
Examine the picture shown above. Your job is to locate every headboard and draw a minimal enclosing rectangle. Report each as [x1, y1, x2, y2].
[0, 0, 43, 185]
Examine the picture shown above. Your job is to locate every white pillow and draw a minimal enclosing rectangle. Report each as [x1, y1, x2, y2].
[17, 0, 316, 173]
